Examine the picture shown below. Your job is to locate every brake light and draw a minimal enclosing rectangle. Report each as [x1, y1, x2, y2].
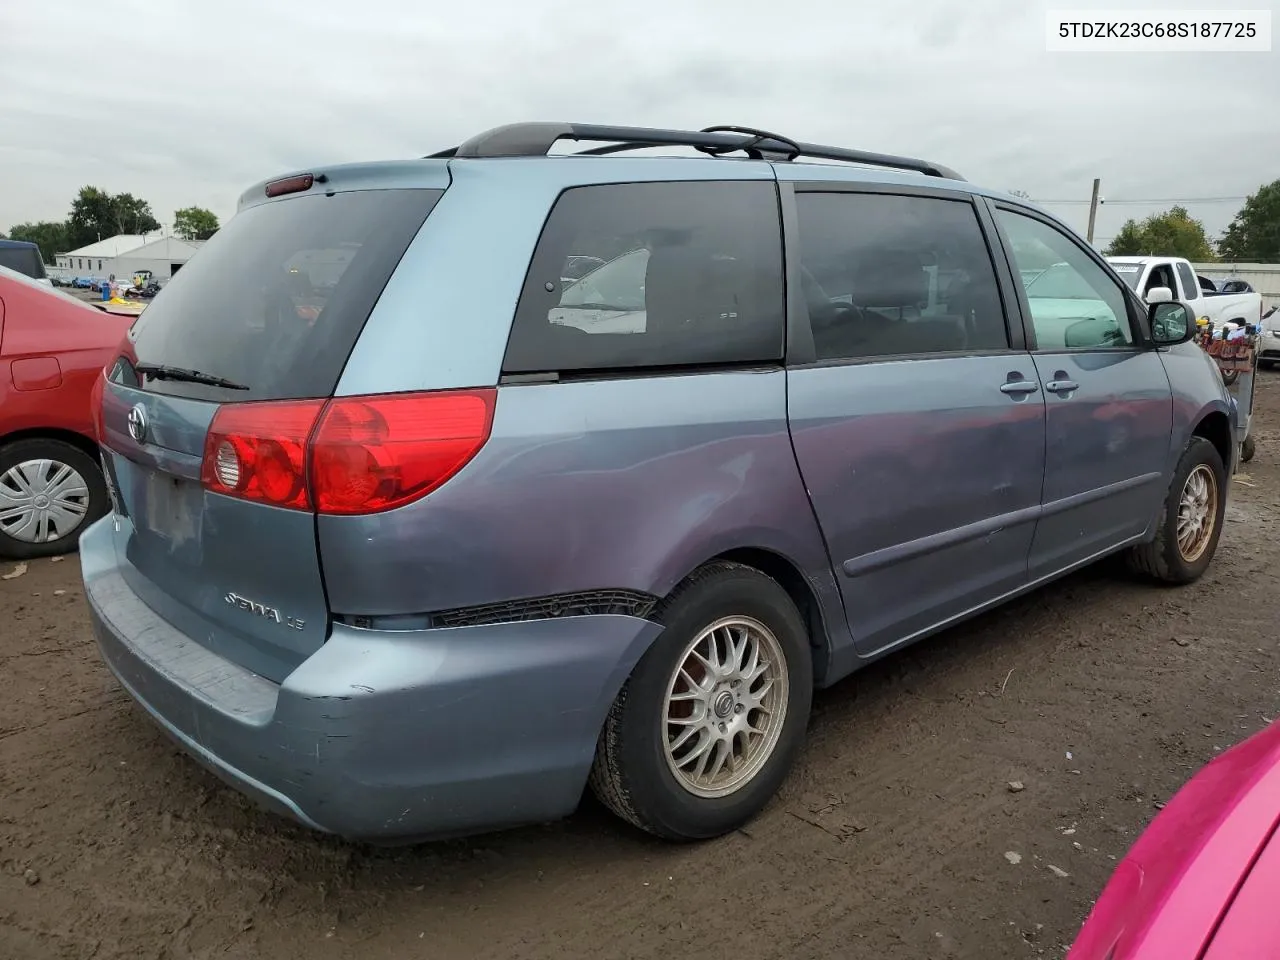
[199, 390, 495, 515]
[264, 174, 314, 198]
[201, 399, 326, 509]
[310, 390, 495, 514]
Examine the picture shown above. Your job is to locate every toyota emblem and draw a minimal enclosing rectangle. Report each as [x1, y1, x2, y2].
[127, 403, 148, 443]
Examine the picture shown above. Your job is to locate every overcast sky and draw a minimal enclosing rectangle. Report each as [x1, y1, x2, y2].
[2, 0, 1275, 250]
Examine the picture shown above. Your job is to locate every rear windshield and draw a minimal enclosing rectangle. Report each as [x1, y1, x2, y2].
[125, 188, 443, 402]
[0, 245, 46, 280]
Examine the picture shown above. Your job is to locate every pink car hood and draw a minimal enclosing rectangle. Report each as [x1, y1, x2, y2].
[1069, 720, 1280, 960]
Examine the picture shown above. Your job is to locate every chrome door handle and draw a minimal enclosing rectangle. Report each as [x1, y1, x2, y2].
[1000, 380, 1040, 395]
[1045, 379, 1079, 394]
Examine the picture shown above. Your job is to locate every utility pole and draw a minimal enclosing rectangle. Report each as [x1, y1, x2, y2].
[1086, 178, 1101, 245]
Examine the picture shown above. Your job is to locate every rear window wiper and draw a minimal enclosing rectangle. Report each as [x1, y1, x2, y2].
[134, 362, 250, 391]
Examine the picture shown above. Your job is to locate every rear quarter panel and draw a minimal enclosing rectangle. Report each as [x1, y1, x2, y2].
[317, 371, 848, 677]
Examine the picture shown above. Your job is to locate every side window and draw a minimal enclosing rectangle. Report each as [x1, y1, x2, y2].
[1175, 261, 1199, 301]
[793, 192, 1009, 362]
[997, 210, 1133, 350]
[1144, 264, 1174, 296]
[504, 181, 784, 374]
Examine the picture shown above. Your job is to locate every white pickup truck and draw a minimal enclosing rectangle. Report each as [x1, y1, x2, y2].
[1107, 255, 1263, 335]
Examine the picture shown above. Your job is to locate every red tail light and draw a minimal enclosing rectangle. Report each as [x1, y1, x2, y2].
[201, 399, 326, 509]
[200, 389, 495, 515]
[310, 390, 495, 514]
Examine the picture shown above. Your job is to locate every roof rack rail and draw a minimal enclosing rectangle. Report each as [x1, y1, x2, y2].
[425, 122, 964, 181]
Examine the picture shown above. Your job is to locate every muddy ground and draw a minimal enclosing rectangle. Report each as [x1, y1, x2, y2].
[4, 376, 1280, 960]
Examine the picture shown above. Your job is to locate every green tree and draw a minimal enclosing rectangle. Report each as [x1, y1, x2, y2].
[1105, 206, 1217, 261]
[1218, 180, 1280, 262]
[67, 186, 160, 248]
[112, 192, 160, 235]
[173, 206, 219, 241]
[6, 221, 71, 264]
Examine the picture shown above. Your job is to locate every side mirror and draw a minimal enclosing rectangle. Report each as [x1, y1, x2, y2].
[1145, 286, 1174, 304]
[1150, 301, 1195, 346]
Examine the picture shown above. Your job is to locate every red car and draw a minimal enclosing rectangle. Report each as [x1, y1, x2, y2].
[1069, 719, 1280, 959]
[0, 265, 131, 558]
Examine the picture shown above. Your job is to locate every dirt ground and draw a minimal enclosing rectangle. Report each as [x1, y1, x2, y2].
[4, 377, 1280, 960]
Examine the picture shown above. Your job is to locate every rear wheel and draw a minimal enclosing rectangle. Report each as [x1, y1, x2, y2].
[1126, 437, 1226, 584]
[589, 563, 813, 840]
[1241, 434, 1256, 464]
[0, 438, 108, 560]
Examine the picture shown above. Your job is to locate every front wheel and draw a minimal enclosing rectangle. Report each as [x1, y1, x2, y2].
[1221, 368, 1240, 387]
[1126, 437, 1226, 584]
[0, 438, 108, 559]
[589, 563, 813, 840]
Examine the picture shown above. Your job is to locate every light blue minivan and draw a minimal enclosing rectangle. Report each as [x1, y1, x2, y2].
[82, 123, 1234, 843]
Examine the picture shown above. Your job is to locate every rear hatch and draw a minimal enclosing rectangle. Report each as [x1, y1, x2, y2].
[99, 182, 444, 682]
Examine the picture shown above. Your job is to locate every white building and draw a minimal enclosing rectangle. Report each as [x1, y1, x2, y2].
[56, 234, 204, 281]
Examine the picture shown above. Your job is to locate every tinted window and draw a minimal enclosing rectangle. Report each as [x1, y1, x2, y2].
[1175, 261, 1199, 300]
[793, 192, 1009, 361]
[0, 245, 45, 280]
[125, 189, 442, 402]
[998, 210, 1133, 350]
[504, 181, 784, 374]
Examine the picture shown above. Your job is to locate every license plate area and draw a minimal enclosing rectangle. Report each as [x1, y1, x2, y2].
[141, 469, 202, 547]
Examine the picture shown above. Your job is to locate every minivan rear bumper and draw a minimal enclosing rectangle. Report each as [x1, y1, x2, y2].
[80, 517, 662, 841]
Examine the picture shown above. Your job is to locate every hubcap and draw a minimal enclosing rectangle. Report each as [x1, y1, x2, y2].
[662, 616, 789, 799]
[0, 459, 91, 544]
[1176, 464, 1218, 563]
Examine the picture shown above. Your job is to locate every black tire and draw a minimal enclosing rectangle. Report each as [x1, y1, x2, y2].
[1241, 434, 1256, 464]
[589, 562, 813, 841]
[0, 438, 108, 560]
[1221, 368, 1239, 387]
[1126, 437, 1226, 584]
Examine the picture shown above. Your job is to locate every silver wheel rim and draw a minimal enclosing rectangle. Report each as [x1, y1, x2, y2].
[1176, 463, 1218, 563]
[662, 615, 789, 799]
[0, 458, 91, 544]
